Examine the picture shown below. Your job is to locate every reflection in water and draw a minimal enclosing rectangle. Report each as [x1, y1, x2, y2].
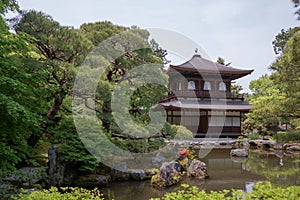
[245, 149, 300, 187]
[245, 182, 256, 193]
[100, 149, 300, 200]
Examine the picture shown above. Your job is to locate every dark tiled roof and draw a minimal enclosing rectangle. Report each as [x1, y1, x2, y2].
[167, 54, 253, 79]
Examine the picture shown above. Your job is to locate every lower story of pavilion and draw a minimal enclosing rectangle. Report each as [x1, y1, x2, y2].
[159, 99, 252, 138]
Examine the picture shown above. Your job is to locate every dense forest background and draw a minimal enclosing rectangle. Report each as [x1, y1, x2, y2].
[0, 0, 300, 175]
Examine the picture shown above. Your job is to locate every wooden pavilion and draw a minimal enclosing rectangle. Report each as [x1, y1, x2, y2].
[159, 54, 254, 138]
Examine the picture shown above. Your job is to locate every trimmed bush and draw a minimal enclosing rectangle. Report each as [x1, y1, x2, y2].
[274, 130, 300, 142]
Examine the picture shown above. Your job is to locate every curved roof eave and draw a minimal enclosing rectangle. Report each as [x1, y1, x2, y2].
[166, 54, 254, 79]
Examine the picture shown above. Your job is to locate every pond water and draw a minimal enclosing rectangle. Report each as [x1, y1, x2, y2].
[99, 149, 300, 200]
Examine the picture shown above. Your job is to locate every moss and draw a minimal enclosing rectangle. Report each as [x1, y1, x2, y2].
[150, 168, 159, 175]
[151, 173, 183, 187]
[31, 184, 43, 190]
[177, 158, 188, 171]
[151, 174, 159, 185]
[29, 140, 52, 166]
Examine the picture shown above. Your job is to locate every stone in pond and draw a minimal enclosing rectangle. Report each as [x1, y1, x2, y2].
[129, 169, 146, 181]
[230, 149, 248, 157]
[152, 161, 182, 187]
[187, 160, 207, 179]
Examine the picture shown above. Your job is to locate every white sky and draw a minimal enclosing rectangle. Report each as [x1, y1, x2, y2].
[13, 0, 300, 91]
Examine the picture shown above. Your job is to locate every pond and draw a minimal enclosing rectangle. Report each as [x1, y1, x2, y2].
[99, 149, 300, 200]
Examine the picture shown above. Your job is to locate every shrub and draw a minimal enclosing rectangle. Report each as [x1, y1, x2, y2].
[171, 125, 193, 140]
[274, 130, 300, 142]
[150, 181, 300, 200]
[14, 187, 104, 200]
[248, 133, 260, 140]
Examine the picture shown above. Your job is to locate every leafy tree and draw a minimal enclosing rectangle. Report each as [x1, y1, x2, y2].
[246, 26, 300, 135]
[11, 10, 93, 145]
[0, 0, 19, 31]
[2, 7, 182, 174]
[0, 0, 18, 14]
[150, 39, 169, 65]
[80, 21, 127, 46]
[245, 75, 285, 134]
[270, 29, 300, 128]
[272, 27, 300, 55]
[0, 5, 48, 170]
[231, 84, 243, 97]
[77, 24, 172, 154]
[9, 10, 171, 172]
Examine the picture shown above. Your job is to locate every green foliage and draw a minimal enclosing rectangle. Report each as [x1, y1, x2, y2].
[171, 125, 194, 140]
[235, 136, 245, 148]
[0, 0, 19, 15]
[15, 187, 104, 200]
[0, 0, 19, 31]
[0, 21, 47, 170]
[151, 173, 183, 187]
[150, 181, 300, 200]
[272, 27, 300, 55]
[231, 84, 243, 97]
[245, 181, 300, 200]
[248, 133, 260, 140]
[246, 75, 285, 134]
[11, 182, 300, 200]
[50, 113, 99, 172]
[246, 27, 300, 135]
[274, 130, 300, 142]
[79, 22, 169, 153]
[13, 10, 93, 66]
[80, 21, 126, 46]
[270, 30, 300, 127]
[216, 56, 231, 66]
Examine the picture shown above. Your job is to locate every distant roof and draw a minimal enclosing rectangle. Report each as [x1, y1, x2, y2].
[160, 99, 252, 111]
[167, 54, 254, 80]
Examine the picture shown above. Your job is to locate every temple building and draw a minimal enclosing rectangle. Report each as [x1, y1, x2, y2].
[160, 54, 253, 138]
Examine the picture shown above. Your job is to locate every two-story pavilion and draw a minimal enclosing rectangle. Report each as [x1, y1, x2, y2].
[159, 54, 253, 138]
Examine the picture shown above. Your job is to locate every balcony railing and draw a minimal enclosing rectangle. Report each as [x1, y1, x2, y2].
[168, 90, 244, 100]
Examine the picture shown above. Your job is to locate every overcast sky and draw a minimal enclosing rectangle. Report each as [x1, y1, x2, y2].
[14, 0, 299, 91]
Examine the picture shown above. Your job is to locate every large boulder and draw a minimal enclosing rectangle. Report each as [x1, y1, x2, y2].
[48, 145, 65, 186]
[129, 169, 146, 181]
[230, 149, 248, 157]
[3, 167, 46, 186]
[287, 145, 300, 151]
[152, 152, 165, 167]
[151, 161, 182, 187]
[112, 162, 130, 181]
[187, 160, 207, 179]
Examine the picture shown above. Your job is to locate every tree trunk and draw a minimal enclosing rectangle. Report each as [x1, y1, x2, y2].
[46, 96, 63, 120]
[28, 96, 64, 147]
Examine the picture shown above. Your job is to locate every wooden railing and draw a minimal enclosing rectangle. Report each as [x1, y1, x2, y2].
[169, 90, 244, 100]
